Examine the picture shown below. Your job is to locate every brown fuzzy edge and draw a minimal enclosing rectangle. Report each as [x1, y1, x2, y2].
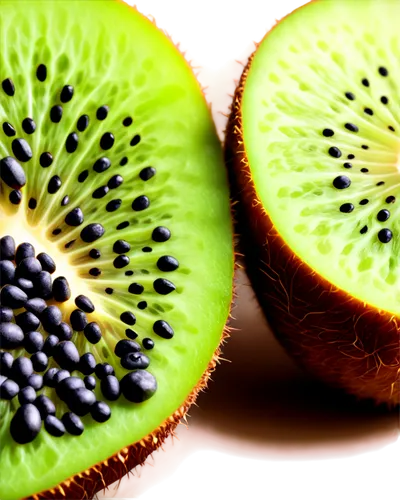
[23, 2, 238, 499]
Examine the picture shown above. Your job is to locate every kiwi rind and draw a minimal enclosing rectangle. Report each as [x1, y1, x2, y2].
[225, 1, 400, 406]
[0, 2, 234, 500]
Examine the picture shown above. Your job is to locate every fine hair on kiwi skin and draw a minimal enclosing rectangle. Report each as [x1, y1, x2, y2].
[0, 1, 234, 499]
[225, 0, 399, 406]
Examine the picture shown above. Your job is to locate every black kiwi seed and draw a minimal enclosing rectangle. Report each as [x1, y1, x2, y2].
[113, 255, 130, 269]
[328, 147, 342, 158]
[52, 277, 71, 302]
[120, 311, 136, 325]
[2, 78, 15, 96]
[128, 283, 143, 294]
[139, 167, 156, 181]
[34, 271, 52, 299]
[0, 306, 13, 322]
[36, 64, 47, 82]
[80, 223, 105, 243]
[142, 247, 152, 253]
[105, 288, 113, 295]
[53, 370, 71, 386]
[117, 221, 130, 230]
[142, 338, 154, 350]
[53, 341, 80, 372]
[66, 132, 78, 153]
[120, 157, 128, 166]
[95, 363, 114, 379]
[0, 156, 26, 189]
[75, 295, 95, 313]
[361, 145, 369, 150]
[44, 415, 66, 437]
[9, 190, 22, 204]
[152, 226, 171, 242]
[56, 322, 73, 341]
[114, 339, 140, 357]
[345, 92, 355, 100]
[345, 123, 358, 132]
[343, 163, 352, 169]
[125, 270, 134, 276]
[100, 375, 120, 401]
[37, 253, 56, 274]
[24, 297, 47, 315]
[43, 368, 59, 387]
[0, 322, 24, 349]
[70, 310, 88, 331]
[83, 322, 102, 344]
[153, 319, 174, 339]
[65, 207, 84, 227]
[364, 107, 373, 116]
[28, 198, 37, 209]
[10, 356, 33, 384]
[90, 401, 111, 423]
[1, 285, 28, 309]
[92, 186, 109, 198]
[61, 195, 70, 206]
[381, 96, 389, 105]
[62, 412, 84, 435]
[78, 170, 89, 183]
[60, 85, 74, 103]
[108, 174, 123, 189]
[361, 168, 369, 173]
[0, 379, 19, 400]
[22, 118, 36, 134]
[89, 249, 101, 259]
[31, 352, 48, 372]
[77, 115, 89, 132]
[121, 352, 149, 370]
[40, 152, 53, 168]
[386, 196, 396, 204]
[361, 78, 369, 87]
[41, 306, 62, 333]
[378, 66, 388, 77]
[1, 235, 16, 260]
[130, 134, 140, 146]
[89, 268, 101, 276]
[50, 105, 63, 123]
[132, 195, 150, 211]
[138, 301, 147, 310]
[10, 404, 41, 444]
[153, 278, 176, 295]
[42, 335, 59, 356]
[125, 329, 138, 339]
[93, 158, 111, 173]
[47, 175, 62, 194]
[79, 353, 96, 375]
[14, 242, 33, 263]
[157, 256, 179, 272]
[100, 132, 114, 150]
[377, 181, 385, 186]
[23, 331, 44, 354]
[106, 198, 122, 213]
[16, 311, 40, 333]
[3, 122, 16, 137]
[123, 117, 133, 126]
[333, 176, 351, 190]
[120, 370, 157, 403]
[12, 138, 33, 162]
[377, 209, 390, 222]
[378, 228, 392, 243]
[0, 260, 15, 285]
[84, 375, 96, 390]
[19, 386, 36, 405]
[113, 240, 130, 254]
[96, 106, 109, 120]
[28, 374, 43, 391]
[0, 351, 14, 375]
[322, 128, 334, 137]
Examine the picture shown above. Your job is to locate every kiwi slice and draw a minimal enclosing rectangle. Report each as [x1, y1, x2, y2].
[0, 1, 233, 498]
[226, 0, 399, 405]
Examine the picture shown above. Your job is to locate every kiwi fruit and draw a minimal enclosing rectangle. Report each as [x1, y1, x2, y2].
[0, 1, 233, 498]
[226, 0, 399, 406]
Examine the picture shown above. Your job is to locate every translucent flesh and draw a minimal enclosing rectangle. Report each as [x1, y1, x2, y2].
[0, 1, 233, 498]
[242, 0, 400, 315]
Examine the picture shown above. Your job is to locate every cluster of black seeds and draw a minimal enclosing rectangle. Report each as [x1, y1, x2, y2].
[321, 65, 395, 244]
[0, 236, 157, 444]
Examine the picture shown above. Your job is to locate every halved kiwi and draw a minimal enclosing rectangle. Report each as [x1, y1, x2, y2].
[226, 0, 399, 406]
[0, 1, 233, 498]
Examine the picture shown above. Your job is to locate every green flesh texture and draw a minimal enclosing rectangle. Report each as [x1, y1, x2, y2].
[0, 1, 233, 498]
[242, 0, 400, 315]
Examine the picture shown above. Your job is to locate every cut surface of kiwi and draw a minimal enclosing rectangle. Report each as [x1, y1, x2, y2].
[226, 0, 400, 404]
[0, 1, 233, 499]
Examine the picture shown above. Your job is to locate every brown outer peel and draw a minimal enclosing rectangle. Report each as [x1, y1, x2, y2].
[225, 41, 400, 407]
[23, 0, 238, 500]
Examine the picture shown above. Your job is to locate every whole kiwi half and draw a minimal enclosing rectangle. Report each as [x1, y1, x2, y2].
[0, 1, 234, 498]
[226, 0, 399, 406]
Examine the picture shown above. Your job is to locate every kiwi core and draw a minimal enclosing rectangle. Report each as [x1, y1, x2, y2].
[242, 0, 400, 315]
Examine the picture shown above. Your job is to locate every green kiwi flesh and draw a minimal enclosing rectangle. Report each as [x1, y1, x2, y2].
[0, 1, 233, 498]
[226, 0, 400, 404]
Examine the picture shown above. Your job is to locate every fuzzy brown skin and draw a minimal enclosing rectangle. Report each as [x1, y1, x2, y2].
[225, 54, 400, 408]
